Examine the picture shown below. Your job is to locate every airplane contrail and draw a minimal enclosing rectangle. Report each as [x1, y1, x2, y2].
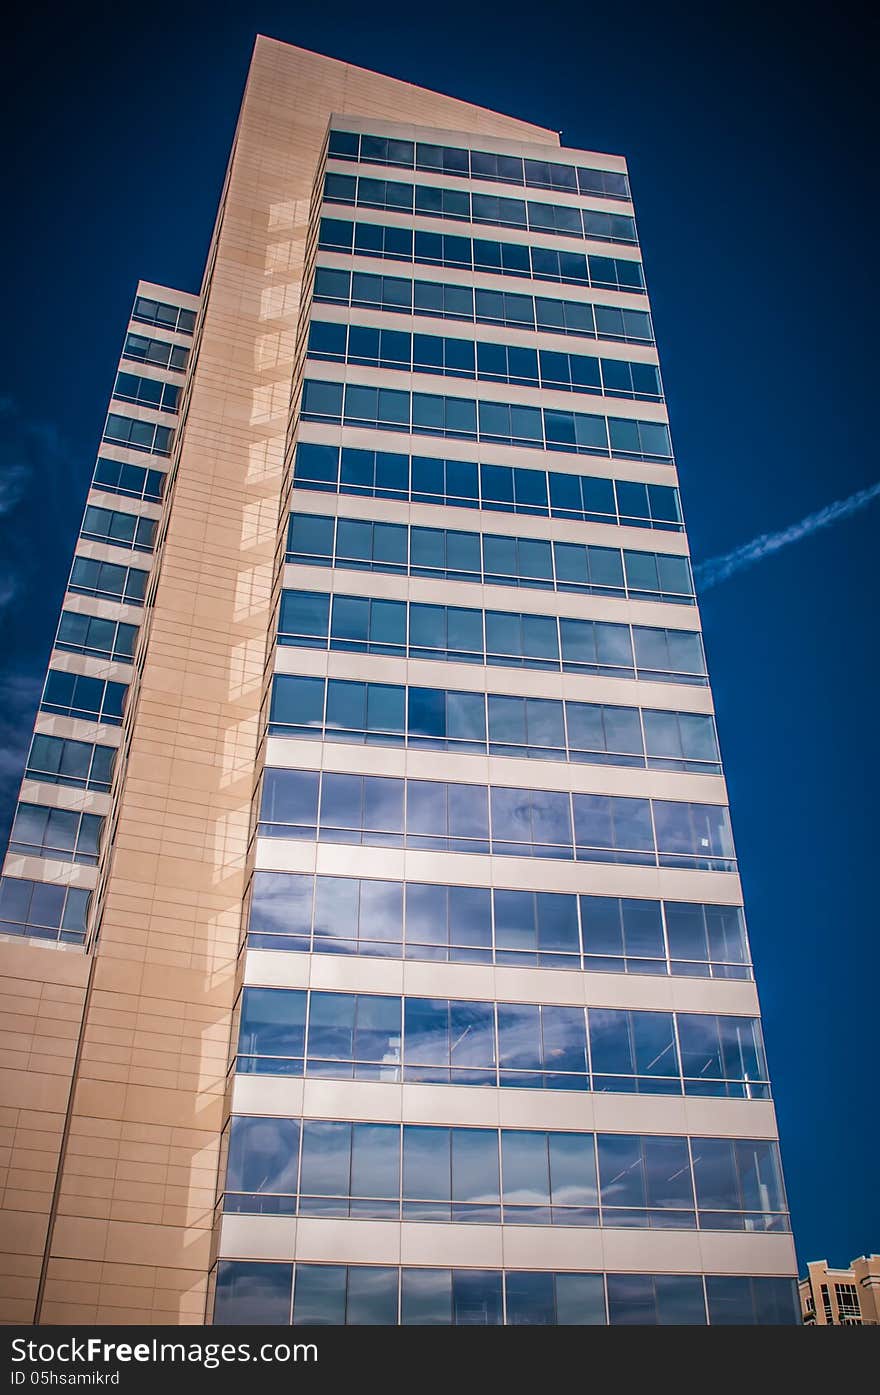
[693, 480, 880, 591]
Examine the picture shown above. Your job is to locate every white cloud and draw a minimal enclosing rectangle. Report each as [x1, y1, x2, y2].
[694, 481, 880, 591]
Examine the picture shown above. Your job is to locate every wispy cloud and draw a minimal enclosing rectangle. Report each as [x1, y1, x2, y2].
[694, 481, 880, 591]
[0, 668, 43, 844]
[0, 464, 28, 517]
[0, 398, 79, 614]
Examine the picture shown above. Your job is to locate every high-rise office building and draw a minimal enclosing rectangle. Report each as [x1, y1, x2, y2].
[0, 37, 799, 1325]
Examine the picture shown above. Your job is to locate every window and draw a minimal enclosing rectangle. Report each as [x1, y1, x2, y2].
[676, 1013, 769, 1098]
[691, 1137, 788, 1231]
[323, 173, 639, 249]
[213, 1262, 292, 1325]
[597, 1134, 695, 1227]
[234, 985, 766, 1097]
[317, 218, 645, 296]
[415, 142, 469, 176]
[0, 876, 90, 945]
[632, 626, 705, 682]
[583, 209, 638, 244]
[258, 767, 731, 870]
[834, 1283, 861, 1322]
[122, 332, 189, 372]
[267, 674, 721, 774]
[40, 669, 127, 725]
[80, 505, 155, 552]
[359, 133, 415, 167]
[103, 413, 173, 456]
[294, 1264, 399, 1325]
[113, 371, 180, 413]
[8, 802, 103, 865]
[606, 1274, 706, 1325]
[286, 513, 694, 605]
[131, 296, 196, 334]
[704, 1276, 801, 1326]
[25, 734, 115, 793]
[652, 800, 735, 869]
[91, 456, 165, 502]
[292, 442, 681, 530]
[220, 1113, 788, 1233]
[588, 1007, 679, 1092]
[301, 378, 670, 461]
[299, 376, 672, 463]
[327, 129, 632, 202]
[212, 1262, 798, 1326]
[245, 871, 751, 980]
[306, 320, 660, 403]
[664, 901, 749, 975]
[69, 557, 148, 605]
[56, 611, 138, 663]
[581, 896, 665, 971]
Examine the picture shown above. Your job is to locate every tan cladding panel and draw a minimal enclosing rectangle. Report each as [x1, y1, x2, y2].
[0, 940, 89, 1323]
[39, 40, 560, 1325]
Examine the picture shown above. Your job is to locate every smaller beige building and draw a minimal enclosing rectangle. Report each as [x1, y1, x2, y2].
[799, 1256, 880, 1325]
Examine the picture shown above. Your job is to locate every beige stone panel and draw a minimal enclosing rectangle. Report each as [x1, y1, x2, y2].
[501, 1227, 605, 1270]
[218, 1215, 297, 1261]
[298, 1218, 403, 1266]
[400, 1223, 503, 1268]
[0, 1253, 42, 1281]
[1, 856, 97, 891]
[0, 941, 89, 1322]
[697, 1231, 796, 1275]
[42, 1277, 100, 1307]
[37, 1300, 100, 1323]
[229, 1072, 779, 1142]
[18, 782, 110, 818]
[0, 1212, 51, 1258]
[600, 1228, 702, 1271]
[241, 945, 758, 1018]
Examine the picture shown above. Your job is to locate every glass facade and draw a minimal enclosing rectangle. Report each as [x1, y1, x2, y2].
[214, 114, 794, 1325]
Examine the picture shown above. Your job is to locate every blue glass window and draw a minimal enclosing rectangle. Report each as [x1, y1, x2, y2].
[92, 457, 165, 502]
[319, 217, 645, 295]
[214, 1262, 292, 1324]
[69, 557, 148, 605]
[213, 1261, 797, 1325]
[324, 171, 638, 248]
[328, 131, 631, 203]
[245, 872, 749, 980]
[607, 1273, 706, 1325]
[40, 669, 127, 724]
[0, 877, 90, 945]
[597, 1134, 695, 1227]
[26, 734, 115, 793]
[705, 1276, 799, 1325]
[8, 803, 102, 865]
[235, 987, 765, 1097]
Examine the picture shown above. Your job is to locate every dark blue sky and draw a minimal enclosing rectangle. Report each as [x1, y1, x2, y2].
[1, 2, 876, 1272]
